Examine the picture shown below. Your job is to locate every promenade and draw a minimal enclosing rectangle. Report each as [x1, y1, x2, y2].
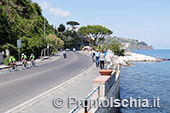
[13, 65, 99, 113]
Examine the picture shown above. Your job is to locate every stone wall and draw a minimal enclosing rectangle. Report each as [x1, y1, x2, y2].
[78, 65, 121, 113]
[93, 69, 120, 113]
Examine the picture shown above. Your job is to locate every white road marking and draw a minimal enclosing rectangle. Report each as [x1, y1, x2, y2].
[0, 52, 77, 87]
[81, 68, 86, 72]
[5, 63, 95, 113]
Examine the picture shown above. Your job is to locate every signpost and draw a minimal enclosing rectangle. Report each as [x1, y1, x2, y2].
[47, 43, 49, 56]
[17, 39, 21, 61]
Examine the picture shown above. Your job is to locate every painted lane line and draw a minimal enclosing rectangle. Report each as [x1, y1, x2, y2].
[0, 52, 77, 87]
[5, 63, 95, 113]
[81, 69, 86, 72]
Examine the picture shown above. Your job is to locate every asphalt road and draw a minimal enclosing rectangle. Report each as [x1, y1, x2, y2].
[0, 51, 93, 113]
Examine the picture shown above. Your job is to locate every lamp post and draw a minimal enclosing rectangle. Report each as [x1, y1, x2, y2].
[44, 18, 45, 37]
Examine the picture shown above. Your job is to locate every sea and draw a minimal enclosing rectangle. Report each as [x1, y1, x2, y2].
[120, 49, 170, 113]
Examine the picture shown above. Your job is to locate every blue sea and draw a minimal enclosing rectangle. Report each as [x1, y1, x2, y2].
[120, 49, 170, 113]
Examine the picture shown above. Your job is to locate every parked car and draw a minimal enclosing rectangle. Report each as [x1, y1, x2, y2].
[66, 48, 70, 51]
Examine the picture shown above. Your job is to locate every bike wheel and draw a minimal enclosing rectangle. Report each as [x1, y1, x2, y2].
[8, 66, 12, 72]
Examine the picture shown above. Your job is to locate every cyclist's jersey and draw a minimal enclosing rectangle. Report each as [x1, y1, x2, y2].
[31, 55, 35, 59]
[9, 57, 16, 63]
[22, 55, 27, 59]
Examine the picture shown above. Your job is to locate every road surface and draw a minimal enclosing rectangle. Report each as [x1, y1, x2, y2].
[0, 51, 93, 113]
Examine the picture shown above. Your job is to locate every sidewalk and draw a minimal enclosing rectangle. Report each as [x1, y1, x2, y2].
[10, 64, 100, 113]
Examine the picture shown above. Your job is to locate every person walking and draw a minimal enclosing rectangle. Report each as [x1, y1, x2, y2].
[100, 50, 105, 69]
[91, 49, 95, 62]
[95, 49, 100, 67]
[105, 49, 114, 69]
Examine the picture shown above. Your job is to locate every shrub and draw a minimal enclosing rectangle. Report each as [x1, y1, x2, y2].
[3, 56, 11, 66]
[92, 46, 102, 52]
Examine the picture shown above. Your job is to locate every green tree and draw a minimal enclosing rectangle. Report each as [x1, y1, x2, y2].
[105, 40, 125, 56]
[46, 34, 64, 49]
[0, 0, 54, 59]
[66, 21, 80, 31]
[78, 25, 113, 46]
[58, 24, 65, 32]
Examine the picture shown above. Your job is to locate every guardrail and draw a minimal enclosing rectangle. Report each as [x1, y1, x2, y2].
[69, 64, 120, 113]
[69, 86, 100, 113]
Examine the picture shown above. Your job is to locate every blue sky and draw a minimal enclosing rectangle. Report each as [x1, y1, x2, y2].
[32, 0, 170, 49]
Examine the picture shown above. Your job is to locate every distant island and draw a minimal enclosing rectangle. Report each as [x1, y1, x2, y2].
[105, 36, 153, 50]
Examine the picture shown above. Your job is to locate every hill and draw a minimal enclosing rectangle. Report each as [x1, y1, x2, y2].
[105, 36, 153, 50]
[0, 0, 54, 58]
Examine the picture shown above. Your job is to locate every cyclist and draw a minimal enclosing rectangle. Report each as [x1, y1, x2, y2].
[8, 56, 16, 69]
[29, 53, 35, 65]
[21, 53, 27, 66]
[63, 50, 67, 58]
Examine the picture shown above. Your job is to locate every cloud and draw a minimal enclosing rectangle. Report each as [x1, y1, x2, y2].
[39, 2, 52, 10]
[49, 8, 71, 17]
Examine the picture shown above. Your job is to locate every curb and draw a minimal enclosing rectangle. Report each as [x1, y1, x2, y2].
[0, 52, 62, 71]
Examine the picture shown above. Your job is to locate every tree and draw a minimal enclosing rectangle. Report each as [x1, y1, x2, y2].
[78, 25, 113, 46]
[66, 21, 80, 31]
[46, 34, 64, 49]
[58, 24, 65, 32]
[0, 0, 54, 59]
[105, 40, 125, 56]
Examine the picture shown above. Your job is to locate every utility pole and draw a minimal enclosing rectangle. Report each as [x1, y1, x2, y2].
[44, 19, 45, 37]
[44, 19, 46, 57]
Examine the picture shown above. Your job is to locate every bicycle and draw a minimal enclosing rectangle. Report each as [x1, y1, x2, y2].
[29, 60, 38, 67]
[8, 63, 17, 72]
[22, 60, 28, 68]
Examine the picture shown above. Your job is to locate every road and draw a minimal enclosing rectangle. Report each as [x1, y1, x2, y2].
[0, 51, 93, 113]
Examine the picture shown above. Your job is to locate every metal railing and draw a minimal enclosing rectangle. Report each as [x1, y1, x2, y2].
[69, 86, 100, 113]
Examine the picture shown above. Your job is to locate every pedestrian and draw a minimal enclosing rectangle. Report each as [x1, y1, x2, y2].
[95, 49, 100, 67]
[100, 50, 105, 69]
[105, 49, 114, 69]
[92, 49, 95, 62]
[104, 50, 108, 56]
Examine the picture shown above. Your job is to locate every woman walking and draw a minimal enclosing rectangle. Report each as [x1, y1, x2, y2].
[100, 50, 105, 69]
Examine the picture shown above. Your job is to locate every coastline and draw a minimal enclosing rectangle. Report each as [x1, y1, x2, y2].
[118, 52, 162, 66]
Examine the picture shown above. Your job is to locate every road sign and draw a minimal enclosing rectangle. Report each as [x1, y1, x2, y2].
[17, 39, 21, 48]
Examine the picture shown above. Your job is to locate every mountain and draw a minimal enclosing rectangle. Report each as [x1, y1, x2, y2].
[105, 36, 153, 50]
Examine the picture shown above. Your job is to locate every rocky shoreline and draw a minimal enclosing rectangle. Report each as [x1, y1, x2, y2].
[118, 53, 162, 66]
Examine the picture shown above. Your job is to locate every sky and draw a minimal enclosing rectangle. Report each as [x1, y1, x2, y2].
[32, 0, 170, 49]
